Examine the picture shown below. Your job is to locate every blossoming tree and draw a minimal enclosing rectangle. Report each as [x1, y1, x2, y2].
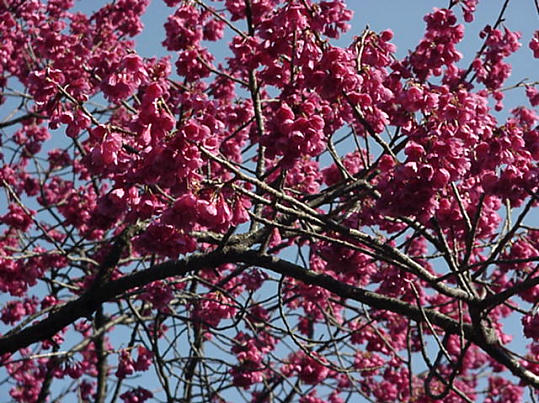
[0, 0, 537, 401]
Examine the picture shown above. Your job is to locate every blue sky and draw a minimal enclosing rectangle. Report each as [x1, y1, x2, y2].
[0, 1, 537, 401]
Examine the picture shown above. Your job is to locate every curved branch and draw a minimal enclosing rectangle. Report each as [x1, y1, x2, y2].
[0, 247, 537, 388]
[0, 248, 236, 356]
[230, 251, 539, 388]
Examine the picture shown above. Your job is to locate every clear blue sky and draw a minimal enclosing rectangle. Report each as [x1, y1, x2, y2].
[0, 1, 536, 402]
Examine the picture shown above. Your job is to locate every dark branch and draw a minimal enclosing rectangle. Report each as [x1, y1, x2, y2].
[0, 247, 537, 387]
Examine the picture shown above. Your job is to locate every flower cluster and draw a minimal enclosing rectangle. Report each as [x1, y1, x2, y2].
[116, 346, 153, 379]
[282, 351, 331, 385]
[230, 330, 276, 388]
[407, 8, 464, 81]
[102, 54, 149, 103]
[473, 26, 521, 91]
[120, 387, 153, 403]
[191, 292, 238, 328]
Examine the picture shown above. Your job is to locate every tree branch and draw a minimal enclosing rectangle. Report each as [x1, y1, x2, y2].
[1, 247, 536, 387]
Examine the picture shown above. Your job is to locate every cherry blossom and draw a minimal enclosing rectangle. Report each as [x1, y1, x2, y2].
[0, 0, 537, 401]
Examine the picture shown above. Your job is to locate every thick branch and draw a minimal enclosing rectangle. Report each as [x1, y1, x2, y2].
[238, 252, 538, 387]
[0, 247, 536, 387]
[0, 249, 236, 355]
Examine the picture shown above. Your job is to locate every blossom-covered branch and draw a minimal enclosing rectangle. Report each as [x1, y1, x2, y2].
[0, 0, 537, 401]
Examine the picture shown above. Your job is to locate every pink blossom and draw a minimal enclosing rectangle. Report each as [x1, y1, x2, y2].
[120, 387, 153, 403]
[116, 349, 135, 379]
[282, 352, 330, 385]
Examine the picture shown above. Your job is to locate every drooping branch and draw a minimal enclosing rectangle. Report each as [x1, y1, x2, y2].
[0, 248, 237, 356]
[1, 246, 537, 387]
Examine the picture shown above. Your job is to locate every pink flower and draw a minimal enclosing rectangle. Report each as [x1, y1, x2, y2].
[120, 387, 153, 403]
[522, 314, 539, 340]
[484, 377, 523, 403]
[0, 204, 34, 232]
[163, 4, 203, 51]
[282, 352, 330, 385]
[230, 362, 264, 388]
[141, 281, 174, 311]
[530, 31, 539, 58]
[102, 54, 149, 102]
[134, 346, 153, 371]
[116, 349, 135, 379]
[192, 292, 237, 328]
